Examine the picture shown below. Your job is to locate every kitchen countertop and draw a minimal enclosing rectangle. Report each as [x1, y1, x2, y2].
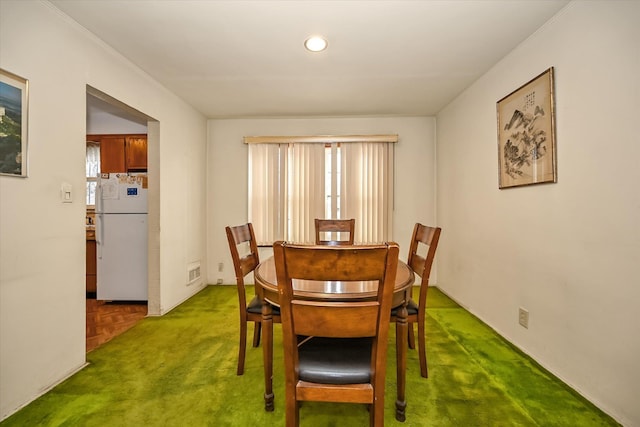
[86, 227, 96, 241]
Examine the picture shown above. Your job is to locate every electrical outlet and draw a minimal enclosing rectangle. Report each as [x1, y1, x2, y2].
[216, 278, 223, 284]
[518, 307, 529, 329]
[218, 262, 224, 272]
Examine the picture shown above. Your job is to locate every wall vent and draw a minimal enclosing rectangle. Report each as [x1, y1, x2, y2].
[187, 262, 201, 285]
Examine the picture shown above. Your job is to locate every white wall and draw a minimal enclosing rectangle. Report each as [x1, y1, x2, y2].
[0, 1, 208, 419]
[436, 1, 639, 425]
[86, 111, 147, 135]
[207, 117, 436, 284]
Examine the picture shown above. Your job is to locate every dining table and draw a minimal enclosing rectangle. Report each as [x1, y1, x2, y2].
[254, 255, 415, 422]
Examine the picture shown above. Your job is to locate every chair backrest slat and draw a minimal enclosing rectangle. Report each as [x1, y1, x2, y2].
[314, 218, 356, 245]
[408, 253, 426, 278]
[292, 301, 380, 337]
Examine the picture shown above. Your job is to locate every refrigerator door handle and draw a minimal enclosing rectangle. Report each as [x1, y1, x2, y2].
[96, 179, 103, 213]
[95, 177, 103, 260]
[96, 213, 104, 259]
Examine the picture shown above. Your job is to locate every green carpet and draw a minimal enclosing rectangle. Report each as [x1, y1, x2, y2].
[1, 286, 618, 426]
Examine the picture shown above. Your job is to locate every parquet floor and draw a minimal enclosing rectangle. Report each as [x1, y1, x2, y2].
[86, 297, 147, 352]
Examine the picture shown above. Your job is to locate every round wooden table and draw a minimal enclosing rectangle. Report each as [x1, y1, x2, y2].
[254, 256, 415, 421]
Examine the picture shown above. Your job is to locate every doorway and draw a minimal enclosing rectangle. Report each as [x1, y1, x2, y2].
[85, 86, 160, 350]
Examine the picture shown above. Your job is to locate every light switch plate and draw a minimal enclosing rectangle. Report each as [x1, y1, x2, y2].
[61, 183, 72, 203]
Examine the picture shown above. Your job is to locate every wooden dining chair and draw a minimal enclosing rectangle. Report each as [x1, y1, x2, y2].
[314, 218, 356, 245]
[273, 241, 399, 427]
[225, 223, 280, 376]
[391, 223, 441, 378]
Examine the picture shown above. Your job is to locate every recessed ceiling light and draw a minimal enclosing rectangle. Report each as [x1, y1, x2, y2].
[304, 36, 328, 52]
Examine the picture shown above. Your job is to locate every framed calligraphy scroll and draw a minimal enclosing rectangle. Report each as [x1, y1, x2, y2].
[497, 68, 556, 189]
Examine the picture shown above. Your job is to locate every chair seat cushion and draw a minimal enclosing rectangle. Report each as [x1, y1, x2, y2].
[298, 337, 372, 384]
[247, 295, 280, 315]
[390, 299, 419, 317]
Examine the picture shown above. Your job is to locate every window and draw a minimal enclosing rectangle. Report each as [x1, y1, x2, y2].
[247, 135, 396, 245]
[86, 141, 100, 206]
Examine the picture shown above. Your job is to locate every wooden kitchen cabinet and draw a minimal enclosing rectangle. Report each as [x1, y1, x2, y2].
[99, 136, 126, 173]
[89, 134, 147, 173]
[126, 136, 148, 170]
[86, 238, 97, 294]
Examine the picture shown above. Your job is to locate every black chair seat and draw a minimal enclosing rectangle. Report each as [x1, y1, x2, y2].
[390, 299, 419, 316]
[247, 295, 280, 315]
[298, 337, 372, 384]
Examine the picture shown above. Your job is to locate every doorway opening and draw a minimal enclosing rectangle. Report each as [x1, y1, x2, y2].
[85, 86, 160, 351]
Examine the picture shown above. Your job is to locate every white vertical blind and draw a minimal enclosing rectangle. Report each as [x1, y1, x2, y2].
[248, 144, 286, 245]
[287, 143, 325, 243]
[341, 142, 394, 243]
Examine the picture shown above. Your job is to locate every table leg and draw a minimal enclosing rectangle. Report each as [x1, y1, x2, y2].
[262, 302, 274, 412]
[395, 303, 408, 422]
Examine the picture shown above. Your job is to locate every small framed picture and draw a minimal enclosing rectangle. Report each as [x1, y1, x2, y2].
[0, 68, 29, 178]
[497, 67, 556, 189]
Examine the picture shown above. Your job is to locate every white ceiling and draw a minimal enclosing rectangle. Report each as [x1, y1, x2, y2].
[51, 0, 569, 119]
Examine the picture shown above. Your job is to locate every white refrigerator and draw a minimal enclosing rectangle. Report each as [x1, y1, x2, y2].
[96, 173, 148, 301]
